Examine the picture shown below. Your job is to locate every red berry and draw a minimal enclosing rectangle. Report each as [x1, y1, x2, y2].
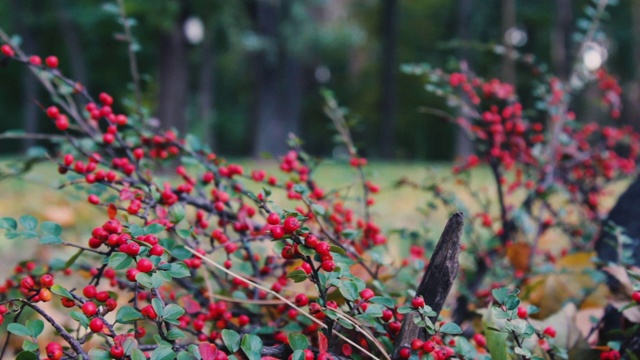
[321, 260, 335, 272]
[1, 44, 15, 57]
[283, 216, 300, 233]
[398, 347, 411, 359]
[82, 301, 98, 316]
[110, 345, 124, 358]
[473, 333, 486, 347]
[103, 133, 115, 144]
[142, 304, 157, 319]
[295, 294, 309, 307]
[411, 338, 424, 350]
[632, 291, 640, 303]
[45, 56, 59, 68]
[55, 115, 69, 131]
[360, 288, 375, 301]
[270, 225, 285, 239]
[46, 106, 60, 119]
[99, 92, 113, 106]
[133, 148, 144, 160]
[267, 212, 281, 225]
[422, 340, 436, 353]
[40, 274, 54, 287]
[83, 285, 97, 298]
[126, 268, 140, 282]
[137, 258, 154, 273]
[516, 307, 528, 319]
[543, 326, 556, 338]
[411, 295, 425, 309]
[382, 309, 394, 322]
[88, 194, 100, 205]
[149, 244, 164, 257]
[305, 234, 319, 248]
[29, 55, 41, 65]
[89, 317, 104, 332]
[96, 291, 110, 302]
[315, 242, 331, 256]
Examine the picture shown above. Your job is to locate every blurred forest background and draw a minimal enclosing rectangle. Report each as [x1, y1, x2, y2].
[1, 0, 639, 160]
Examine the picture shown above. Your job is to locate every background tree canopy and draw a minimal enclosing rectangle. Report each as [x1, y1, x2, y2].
[1, 0, 638, 160]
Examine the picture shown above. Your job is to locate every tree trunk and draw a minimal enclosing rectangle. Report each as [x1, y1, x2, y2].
[55, 0, 89, 87]
[251, 0, 304, 157]
[11, 0, 39, 152]
[551, 0, 573, 81]
[379, 0, 398, 159]
[197, 29, 216, 150]
[454, 0, 473, 158]
[626, 0, 640, 129]
[501, 0, 516, 84]
[157, 1, 190, 135]
[392, 213, 464, 359]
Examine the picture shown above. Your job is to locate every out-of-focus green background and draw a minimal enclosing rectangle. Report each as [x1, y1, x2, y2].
[1, 0, 640, 160]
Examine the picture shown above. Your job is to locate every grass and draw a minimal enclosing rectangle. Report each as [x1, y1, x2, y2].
[0, 158, 629, 274]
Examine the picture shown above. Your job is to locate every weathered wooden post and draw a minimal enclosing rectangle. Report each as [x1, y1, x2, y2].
[392, 212, 464, 359]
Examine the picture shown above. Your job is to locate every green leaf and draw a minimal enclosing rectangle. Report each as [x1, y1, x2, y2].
[40, 235, 62, 245]
[151, 346, 176, 360]
[21, 230, 39, 239]
[116, 306, 144, 324]
[338, 280, 359, 301]
[26, 320, 43, 338]
[439, 322, 462, 335]
[396, 305, 414, 314]
[176, 352, 197, 360]
[50, 284, 74, 299]
[297, 245, 316, 257]
[135, 272, 153, 288]
[504, 295, 520, 311]
[131, 349, 147, 360]
[492, 287, 510, 304]
[369, 296, 395, 308]
[7, 323, 31, 337]
[40, 221, 62, 236]
[222, 329, 241, 353]
[122, 337, 138, 355]
[168, 262, 190, 278]
[163, 304, 185, 320]
[287, 269, 308, 283]
[109, 252, 133, 270]
[16, 352, 38, 360]
[288, 333, 309, 351]
[145, 223, 165, 235]
[89, 348, 113, 360]
[241, 334, 263, 360]
[311, 204, 325, 216]
[19, 215, 38, 231]
[169, 246, 192, 261]
[329, 245, 347, 256]
[515, 347, 532, 357]
[22, 340, 39, 352]
[166, 328, 186, 340]
[168, 205, 186, 224]
[151, 272, 165, 288]
[292, 350, 306, 360]
[484, 305, 509, 360]
[64, 249, 84, 269]
[71, 311, 90, 328]
[0, 217, 17, 230]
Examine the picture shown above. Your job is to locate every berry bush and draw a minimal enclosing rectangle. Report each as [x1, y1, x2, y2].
[1, 1, 640, 360]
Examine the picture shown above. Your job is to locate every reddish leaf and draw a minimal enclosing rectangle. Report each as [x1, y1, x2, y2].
[198, 343, 218, 360]
[318, 332, 328, 353]
[183, 297, 202, 314]
[108, 203, 117, 220]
